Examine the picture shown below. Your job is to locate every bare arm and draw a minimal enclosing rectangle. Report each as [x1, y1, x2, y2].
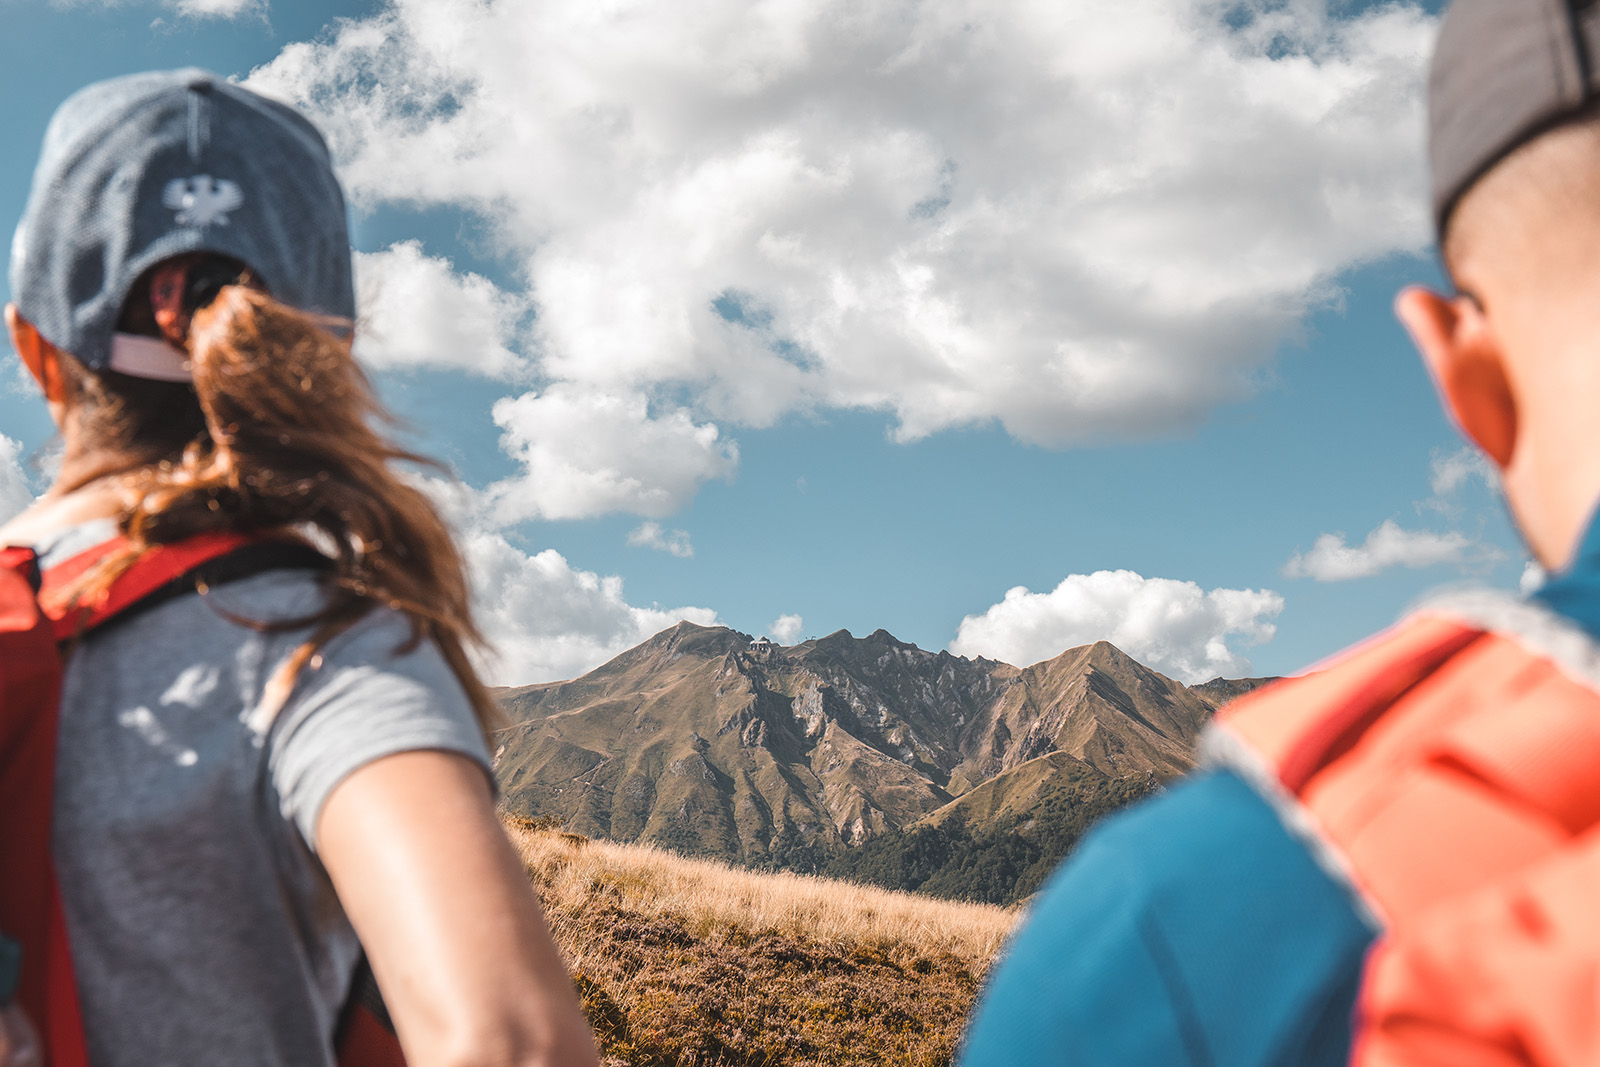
[317, 750, 599, 1067]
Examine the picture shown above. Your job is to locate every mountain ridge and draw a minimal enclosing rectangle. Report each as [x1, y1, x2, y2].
[494, 622, 1273, 872]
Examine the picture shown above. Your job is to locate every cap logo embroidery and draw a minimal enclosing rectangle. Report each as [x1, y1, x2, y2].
[161, 175, 243, 227]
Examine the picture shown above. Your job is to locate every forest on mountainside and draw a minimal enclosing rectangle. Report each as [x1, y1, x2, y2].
[816, 771, 1158, 906]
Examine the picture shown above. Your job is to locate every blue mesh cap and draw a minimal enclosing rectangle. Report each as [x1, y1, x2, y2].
[9, 68, 354, 374]
[1430, 0, 1600, 236]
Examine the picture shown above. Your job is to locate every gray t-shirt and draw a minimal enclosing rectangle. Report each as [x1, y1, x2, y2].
[43, 523, 492, 1066]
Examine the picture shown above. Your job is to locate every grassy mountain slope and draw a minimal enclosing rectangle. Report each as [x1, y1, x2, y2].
[512, 818, 1014, 1066]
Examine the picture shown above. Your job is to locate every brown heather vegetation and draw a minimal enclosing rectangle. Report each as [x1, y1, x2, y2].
[505, 816, 1019, 1067]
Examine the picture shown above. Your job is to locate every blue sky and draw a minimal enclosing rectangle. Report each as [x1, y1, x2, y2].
[0, 0, 1529, 686]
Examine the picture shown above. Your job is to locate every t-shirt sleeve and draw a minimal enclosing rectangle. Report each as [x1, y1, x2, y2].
[265, 608, 494, 851]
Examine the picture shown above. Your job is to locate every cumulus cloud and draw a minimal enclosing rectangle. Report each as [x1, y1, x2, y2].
[1283, 519, 1489, 581]
[769, 613, 804, 644]
[487, 387, 737, 523]
[0, 436, 33, 524]
[399, 473, 719, 684]
[626, 521, 693, 558]
[949, 570, 1283, 684]
[354, 241, 528, 377]
[246, 0, 1435, 515]
[463, 529, 718, 685]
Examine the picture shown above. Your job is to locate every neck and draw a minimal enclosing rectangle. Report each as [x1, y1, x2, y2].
[0, 437, 141, 548]
[49, 414, 162, 494]
[0, 481, 123, 548]
[1494, 322, 1600, 570]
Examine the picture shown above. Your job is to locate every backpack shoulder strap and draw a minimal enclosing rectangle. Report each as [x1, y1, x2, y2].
[1208, 599, 1600, 928]
[1210, 613, 1484, 791]
[39, 531, 258, 640]
[0, 547, 89, 1067]
[335, 958, 405, 1067]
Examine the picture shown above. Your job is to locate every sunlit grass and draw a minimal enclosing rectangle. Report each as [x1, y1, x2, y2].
[506, 818, 1021, 1066]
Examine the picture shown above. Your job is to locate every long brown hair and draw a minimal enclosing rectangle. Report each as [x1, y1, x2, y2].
[55, 270, 502, 734]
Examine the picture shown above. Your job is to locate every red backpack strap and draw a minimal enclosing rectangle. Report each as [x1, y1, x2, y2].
[335, 957, 406, 1066]
[337, 1006, 407, 1067]
[39, 531, 257, 640]
[0, 548, 89, 1067]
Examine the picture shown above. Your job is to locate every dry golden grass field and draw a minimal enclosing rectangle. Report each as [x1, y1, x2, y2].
[505, 817, 1021, 1067]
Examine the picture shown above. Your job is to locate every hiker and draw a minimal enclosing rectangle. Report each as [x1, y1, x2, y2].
[0, 70, 598, 1067]
[960, 2, 1600, 1064]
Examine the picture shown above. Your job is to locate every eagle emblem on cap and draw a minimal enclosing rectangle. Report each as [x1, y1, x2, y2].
[162, 175, 244, 227]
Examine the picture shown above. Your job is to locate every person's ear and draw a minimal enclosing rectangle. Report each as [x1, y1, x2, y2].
[5, 304, 64, 404]
[1395, 285, 1517, 468]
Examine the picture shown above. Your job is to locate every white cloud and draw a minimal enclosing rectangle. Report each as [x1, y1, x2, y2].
[0, 436, 33, 525]
[401, 473, 719, 684]
[353, 241, 528, 377]
[626, 521, 693, 558]
[1422, 445, 1498, 516]
[463, 529, 718, 685]
[246, 0, 1435, 514]
[1429, 447, 1496, 497]
[487, 386, 737, 522]
[1520, 560, 1546, 595]
[949, 570, 1283, 684]
[769, 613, 804, 644]
[64, 0, 266, 16]
[166, 0, 264, 19]
[1283, 519, 1486, 581]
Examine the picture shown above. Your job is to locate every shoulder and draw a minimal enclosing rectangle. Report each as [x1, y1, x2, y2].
[180, 569, 449, 681]
[257, 591, 492, 852]
[961, 770, 1375, 1067]
[1212, 609, 1484, 784]
[1219, 589, 1600, 774]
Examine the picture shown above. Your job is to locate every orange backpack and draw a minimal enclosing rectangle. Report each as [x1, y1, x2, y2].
[0, 533, 404, 1067]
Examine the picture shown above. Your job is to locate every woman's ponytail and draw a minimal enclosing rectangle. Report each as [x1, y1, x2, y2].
[64, 279, 502, 735]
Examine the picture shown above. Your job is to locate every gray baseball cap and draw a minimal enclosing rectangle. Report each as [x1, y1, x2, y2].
[10, 68, 354, 379]
[1431, 0, 1600, 236]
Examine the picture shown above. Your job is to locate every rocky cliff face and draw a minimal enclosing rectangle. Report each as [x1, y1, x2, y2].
[495, 622, 1269, 863]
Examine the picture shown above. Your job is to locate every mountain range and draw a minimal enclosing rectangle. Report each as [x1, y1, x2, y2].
[493, 623, 1272, 873]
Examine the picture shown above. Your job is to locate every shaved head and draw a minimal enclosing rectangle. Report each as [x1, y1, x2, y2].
[1444, 110, 1600, 302]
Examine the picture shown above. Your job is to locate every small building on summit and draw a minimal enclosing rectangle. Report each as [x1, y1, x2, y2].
[749, 636, 775, 655]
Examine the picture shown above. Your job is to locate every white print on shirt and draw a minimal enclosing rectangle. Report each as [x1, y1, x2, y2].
[160, 664, 222, 708]
[117, 705, 200, 767]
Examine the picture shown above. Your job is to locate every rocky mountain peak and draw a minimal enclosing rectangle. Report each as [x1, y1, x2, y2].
[647, 620, 747, 655]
